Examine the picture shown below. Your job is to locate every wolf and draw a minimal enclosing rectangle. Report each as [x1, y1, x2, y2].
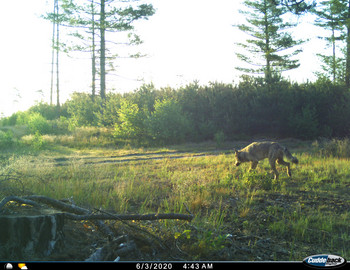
[234, 141, 298, 180]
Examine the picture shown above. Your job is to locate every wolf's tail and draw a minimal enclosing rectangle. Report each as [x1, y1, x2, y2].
[283, 147, 298, 164]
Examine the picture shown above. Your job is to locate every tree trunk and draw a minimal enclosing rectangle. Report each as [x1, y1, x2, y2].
[91, 0, 96, 98]
[346, 26, 350, 87]
[346, 0, 350, 87]
[332, 24, 336, 83]
[100, 0, 106, 100]
[0, 214, 64, 260]
[56, 0, 60, 111]
[50, 0, 57, 106]
[264, 0, 272, 85]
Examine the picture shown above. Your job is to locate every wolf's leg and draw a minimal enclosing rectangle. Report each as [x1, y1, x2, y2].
[277, 158, 291, 177]
[269, 159, 279, 180]
[250, 161, 258, 170]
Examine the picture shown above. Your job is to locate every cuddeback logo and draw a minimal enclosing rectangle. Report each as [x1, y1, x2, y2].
[303, 254, 347, 268]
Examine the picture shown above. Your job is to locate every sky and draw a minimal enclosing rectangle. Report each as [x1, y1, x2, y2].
[0, 0, 327, 117]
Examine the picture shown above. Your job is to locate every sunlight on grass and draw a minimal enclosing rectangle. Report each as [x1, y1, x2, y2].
[1, 139, 349, 261]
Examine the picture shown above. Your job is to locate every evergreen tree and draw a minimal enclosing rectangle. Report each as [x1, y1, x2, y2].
[236, 0, 304, 84]
[313, 0, 350, 86]
[337, 0, 350, 87]
[277, 0, 316, 14]
[43, 0, 155, 99]
[313, 0, 346, 83]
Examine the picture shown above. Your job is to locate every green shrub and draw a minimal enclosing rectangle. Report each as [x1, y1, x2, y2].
[16, 111, 31, 126]
[31, 131, 46, 150]
[288, 105, 319, 140]
[66, 92, 101, 127]
[49, 116, 70, 134]
[0, 113, 18, 126]
[96, 93, 122, 126]
[28, 102, 59, 120]
[214, 130, 226, 147]
[0, 130, 14, 149]
[27, 112, 51, 135]
[146, 98, 192, 145]
[313, 138, 350, 158]
[4, 77, 350, 145]
[113, 99, 147, 143]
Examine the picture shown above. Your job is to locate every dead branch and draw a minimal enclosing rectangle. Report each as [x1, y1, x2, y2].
[94, 208, 170, 251]
[24, 195, 92, 215]
[0, 195, 193, 222]
[1, 195, 114, 237]
[64, 212, 193, 221]
[0, 196, 42, 211]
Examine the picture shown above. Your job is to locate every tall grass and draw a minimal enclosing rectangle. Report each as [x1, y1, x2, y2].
[313, 138, 350, 158]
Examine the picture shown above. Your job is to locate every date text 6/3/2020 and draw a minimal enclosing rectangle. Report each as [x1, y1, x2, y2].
[135, 263, 214, 270]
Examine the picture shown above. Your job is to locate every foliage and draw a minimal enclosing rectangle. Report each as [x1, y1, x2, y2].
[28, 102, 61, 121]
[42, 0, 155, 99]
[27, 112, 51, 135]
[288, 105, 319, 139]
[278, 0, 316, 15]
[146, 99, 192, 145]
[95, 93, 123, 127]
[313, 137, 350, 158]
[31, 131, 46, 151]
[113, 99, 147, 143]
[236, 0, 304, 83]
[311, 0, 350, 86]
[214, 130, 226, 148]
[2, 78, 350, 144]
[0, 130, 14, 149]
[66, 92, 101, 127]
[312, 0, 346, 83]
[0, 113, 18, 126]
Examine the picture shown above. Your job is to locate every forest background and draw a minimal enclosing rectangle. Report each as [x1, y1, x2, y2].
[1, 0, 350, 146]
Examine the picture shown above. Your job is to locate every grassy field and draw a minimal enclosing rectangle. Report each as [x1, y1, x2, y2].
[0, 128, 349, 261]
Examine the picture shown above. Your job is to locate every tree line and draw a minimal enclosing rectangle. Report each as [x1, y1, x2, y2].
[2, 78, 350, 146]
[43, 0, 350, 105]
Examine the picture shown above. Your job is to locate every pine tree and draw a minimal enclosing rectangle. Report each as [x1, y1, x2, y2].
[277, 0, 316, 14]
[337, 0, 350, 87]
[43, 0, 155, 99]
[236, 0, 304, 84]
[313, 0, 350, 86]
[313, 0, 346, 83]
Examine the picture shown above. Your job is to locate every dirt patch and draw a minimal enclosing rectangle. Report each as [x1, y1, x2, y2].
[41, 150, 228, 167]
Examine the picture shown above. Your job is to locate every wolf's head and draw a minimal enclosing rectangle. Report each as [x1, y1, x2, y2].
[234, 150, 242, 166]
